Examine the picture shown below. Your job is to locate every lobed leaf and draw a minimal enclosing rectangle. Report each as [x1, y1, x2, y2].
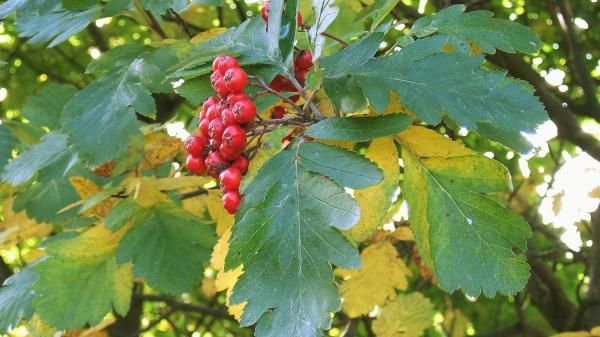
[0, 267, 38, 334]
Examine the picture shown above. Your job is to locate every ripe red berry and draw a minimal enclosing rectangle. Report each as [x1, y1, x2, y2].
[185, 135, 208, 157]
[271, 106, 285, 119]
[297, 12, 303, 26]
[227, 93, 248, 105]
[210, 71, 223, 86]
[186, 155, 207, 175]
[199, 118, 210, 137]
[205, 151, 229, 178]
[214, 78, 231, 98]
[232, 99, 257, 124]
[222, 190, 241, 214]
[224, 67, 248, 93]
[220, 108, 237, 126]
[213, 56, 225, 72]
[208, 118, 225, 140]
[217, 56, 240, 75]
[210, 138, 222, 151]
[232, 155, 249, 174]
[222, 124, 247, 150]
[294, 50, 313, 70]
[205, 105, 219, 121]
[219, 143, 243, 161]
[261, 1, 269, 21]
[295, 68, 309, 86]
[202, 96, 219, 117]
[219, 167, 242, 193]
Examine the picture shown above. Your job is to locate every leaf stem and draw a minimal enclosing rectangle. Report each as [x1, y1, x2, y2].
[300, 24, 349, 47]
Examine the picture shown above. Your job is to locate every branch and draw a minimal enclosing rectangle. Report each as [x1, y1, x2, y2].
[138, 294, 235, 321]
[554, 0, 599, 118]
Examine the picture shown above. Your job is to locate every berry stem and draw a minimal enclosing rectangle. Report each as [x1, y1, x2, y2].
[248, 76, 305, 114]
[282, 70, 325, 120]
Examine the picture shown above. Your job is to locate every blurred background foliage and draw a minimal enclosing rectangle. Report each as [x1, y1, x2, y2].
[0, 0, 599, 337]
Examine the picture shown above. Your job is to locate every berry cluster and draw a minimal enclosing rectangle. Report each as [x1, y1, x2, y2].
[268, 50, 313, 118]
[261, 1, 303, 26]
[184, 55, 256, 214]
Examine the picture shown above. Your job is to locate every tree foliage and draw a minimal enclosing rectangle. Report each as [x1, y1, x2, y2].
[0, 1, 599, 337]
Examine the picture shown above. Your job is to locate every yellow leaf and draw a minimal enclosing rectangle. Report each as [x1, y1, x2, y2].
[396, 126, 472, 158]
[23, 248, 46, 263]
[205, 190, 234, 236]
[69, 176, 114, 217]
[391, 227, 414, 241]
[551, 332, 592, 337]
[190, 28, 228, 43]
[123, 176, 171, 208]
[210, 227, 245, 320]
[591, 327, 600, 336]
[156, 176, 212, 191]
[345, 137, 399, 242]
[27, 314, 57, 337]
[373, 292, 434, 337]
[139, 132, 182, 169]
[0, 198, 52, 247]
[315, 90, 337, 117]
[337, 242, 412, 317]
[201, 277, 217, 298]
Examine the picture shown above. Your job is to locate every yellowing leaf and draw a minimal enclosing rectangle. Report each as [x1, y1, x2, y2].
[372, 292, 434, 337]
[345, 137, 399, 242]
[315, 90, 337, 117]
[396, 126, 471, 158]
[69, 176, 114, 217]
[139, 132, 182, 169]
[337, 241, 412, 317]
[384, 93, 412, 116]
[27, 314, 58, 337]
[156, 176, 212, 191]
[211, 228, 245, 320]
[123, 176, 171, 208]
[0, 198, 52, 247]
[205, 190, 234, 236]
[201, 277, 217, 298]
[190, 28, 228, 43]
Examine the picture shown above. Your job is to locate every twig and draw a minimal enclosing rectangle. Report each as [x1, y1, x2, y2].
[300, 24, 349, 47]
[135, 1, 168, 39]
[178, 188, 209, 200]
[169, 9, 193, 38]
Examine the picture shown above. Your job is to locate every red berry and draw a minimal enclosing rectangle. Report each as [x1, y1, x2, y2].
[222, 190, 241, 214]
[295, 68, 309, 86]
[227, 93, 248, 105]
[261, 1, 269, 21]
[203, 96, 219, 112]
[214, 78, 231, 98]
[199, 118, 210, 137]
[205, 151, 229, 178]
[186, 155, 207, 175]
[185, 135, 208, 157]
[294, 50, 313, 70]
[222, 124, 247, 150]
[216, 99, 229, 113]
[271, 106, 285, 119]
[232, 99, 257, 124]
[224, 67, 248, 93]
[217, 56, 240, 75]
[210, 138, 222, 151]
[206, 105, 219, 121]
[297, 12, 303, 26]
[219, 167, 242, 192]
[210, 71, 223, 86]
[208, 118, 225, 140]
[232, 155, 249, 174]
[212, 56, 225, 72]
[219, 143, 243, 161]
[220, 108, 237, 126]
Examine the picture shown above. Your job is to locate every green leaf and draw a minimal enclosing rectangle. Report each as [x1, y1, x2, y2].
[298, 141, 383, 189]
[86, 43, 145, 75]
[305, 115, 412, 142]
[13, 178, 80, 223]
[226, 143, 361, 337]
[116, 203, 216, 294]
[321, 33, 382, 78]
[140, 0, 189, 14]
[62, 0, 99, 11]
[22, 84, 77, 130]
[0, 267, 38, 334]
[14, 0, 99, 47]
[33, 225, 134, 329]
[309, 0, 339, 60]
[64, 47, 178, 166]
[1, 132, 69, 185]
[355, 0, 400, 30]
[410, 5, 541, 54]
[266, 0, 298, 67]
[0, 125, 16, 170]
[0, 0, 27, 19]
[174, 76, 214, 106]
[398, 126, 531, 297]
[348, 39, 547, 150]
[105, 199, 142, 231]
[323, 76, 368, 113]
